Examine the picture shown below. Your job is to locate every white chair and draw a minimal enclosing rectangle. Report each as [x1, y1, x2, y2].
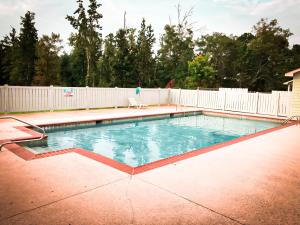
[128, 98, 148, 108]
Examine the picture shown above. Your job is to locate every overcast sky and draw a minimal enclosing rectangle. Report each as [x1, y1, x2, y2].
[0, 0, 299, 53]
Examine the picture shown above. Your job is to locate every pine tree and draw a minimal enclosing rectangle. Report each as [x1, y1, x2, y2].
[10, 11, 38, 85]
[114, 29, 131, 87]
[99, 33, 117, 86]
[34, 33, 63, 85]
[66, 0, 102, 87]
[136, 18, 155, 87]
[59, 53, 73, 86]
[0, 27, 18, 85]
[156, 24, 194, 87]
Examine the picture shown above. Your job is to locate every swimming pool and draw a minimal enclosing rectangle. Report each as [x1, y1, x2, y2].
[26, 114, 279, 167]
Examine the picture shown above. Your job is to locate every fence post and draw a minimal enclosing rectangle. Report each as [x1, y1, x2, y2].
[276, 93, 281, 116]
[222, 91, 226, 111]
[115, 87, 118, 108]
[196, 87, 199, 107]
[287, 92, 292, 116]
[168, 88, 171, 105]
[176, 88, 182, 111]
[255, 92, 259, 114]
[85, 86, 89, 110]
[49, 85, 54, 112]
[4, 84, 9, 114]
[158, 88, 161, 106]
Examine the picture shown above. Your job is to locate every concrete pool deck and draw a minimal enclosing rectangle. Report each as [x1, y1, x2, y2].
[0, 106, 299, 225]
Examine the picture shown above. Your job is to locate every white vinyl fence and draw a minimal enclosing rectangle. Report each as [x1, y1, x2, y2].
[0, 85, 169, 113]
[0, 85, 291, 117]
[170, 88, 291, 117]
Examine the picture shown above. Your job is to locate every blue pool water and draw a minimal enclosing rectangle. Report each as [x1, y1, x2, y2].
[29, 114, 279, 167]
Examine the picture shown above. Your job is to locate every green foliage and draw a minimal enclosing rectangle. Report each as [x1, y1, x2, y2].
[34, 33, 62, 85]
[197, 33, 241, 87]
[59, 53, 73, 86]
[196, 18, 293, 91]
[1, 5, 299, 92]
[113, 28, 138, 87]
[10, 11, 38, 85]
[136, 18, 156, 87]
[0, 28, 18, 85]
[69, 48, 87, 86]
[66, 0, 102, 86]
[246, 18, 292, 91]
[185, 55, 216, 89]
[289, 45, 300, 70]
[98, 33, 116, 86]
[98, 19, 156, 88]
[156, 24, 194, 87]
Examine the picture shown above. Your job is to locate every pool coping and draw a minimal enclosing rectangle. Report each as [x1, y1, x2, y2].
[0, 110, 296, 175]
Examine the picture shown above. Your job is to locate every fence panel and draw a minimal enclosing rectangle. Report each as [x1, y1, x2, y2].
[197, 90, 223, 109]
[159, 89, 170, 105]
[0, 86, 6, 112]
[52, 87, 85, 110]
[0, 86, 173, 113]
[0, 86, 291, 116]
[140, 88, 160, 105]
[169, 88, 290, 117]
[273, 91, 291, 116]
[257, 93, 278, 115]
[180, 89, 197, 106]
[225, 92, 258, 113]
[6, 86, 49, 112]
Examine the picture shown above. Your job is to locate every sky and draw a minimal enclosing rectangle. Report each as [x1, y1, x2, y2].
[0, 0, 300, 53]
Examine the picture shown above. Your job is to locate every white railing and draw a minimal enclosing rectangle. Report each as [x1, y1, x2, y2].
[0, 85, 169, 113]
[170, 88, 291, 117]
[0, 85, 291, 117]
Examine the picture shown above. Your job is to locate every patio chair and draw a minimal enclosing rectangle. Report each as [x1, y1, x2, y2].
[128, 98, 148, 109]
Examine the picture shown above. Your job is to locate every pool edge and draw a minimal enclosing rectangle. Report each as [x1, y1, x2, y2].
[1, 110, 296, 175]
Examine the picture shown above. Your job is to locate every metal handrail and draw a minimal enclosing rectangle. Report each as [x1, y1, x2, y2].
[282, 115, 300, 125]
[0, 116, 46, 151]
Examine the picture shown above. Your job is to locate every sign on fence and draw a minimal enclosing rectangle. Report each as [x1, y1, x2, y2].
[64, 88, 74, 97]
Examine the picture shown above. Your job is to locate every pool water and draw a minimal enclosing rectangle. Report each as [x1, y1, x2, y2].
[28, 115, 279, 167]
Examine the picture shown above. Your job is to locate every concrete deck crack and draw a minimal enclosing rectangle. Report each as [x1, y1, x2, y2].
[0, 176, 128, 223]
[137, 177, 248, 225]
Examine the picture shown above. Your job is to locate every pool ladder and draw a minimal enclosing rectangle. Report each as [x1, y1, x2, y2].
[282, 115, 300, 125]
[0, 116, 46, 151]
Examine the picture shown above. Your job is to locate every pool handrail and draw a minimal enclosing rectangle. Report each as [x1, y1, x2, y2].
[282, 115, 300, 125]
[0, 116, 46, 151]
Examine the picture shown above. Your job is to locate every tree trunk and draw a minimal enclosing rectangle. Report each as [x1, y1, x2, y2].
[85, 47, 91, 86]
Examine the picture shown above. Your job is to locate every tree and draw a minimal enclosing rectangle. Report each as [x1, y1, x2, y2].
[235, 33, 255, 87]
[136, 18, 156, 87]
[156, 24, 194, 87]
[156, 4, 195, 87]
[10, 11, 38, 85]
[0, 27, 18, 85]
[0, 42, 6, 84]
[113, 28, 138, 87]
[98, 33, 117, 86]
[59, 53, 73, 86]
[196, 33, 240, 88]
[289, 44, 300, 71]
[66, 0, 102, 87]
[185, 55, 216, 89]
[34, 33, 63, 85]
[247, 18, 292, 91]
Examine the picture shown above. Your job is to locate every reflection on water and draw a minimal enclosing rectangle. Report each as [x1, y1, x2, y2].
[32, 115, 278, 167]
